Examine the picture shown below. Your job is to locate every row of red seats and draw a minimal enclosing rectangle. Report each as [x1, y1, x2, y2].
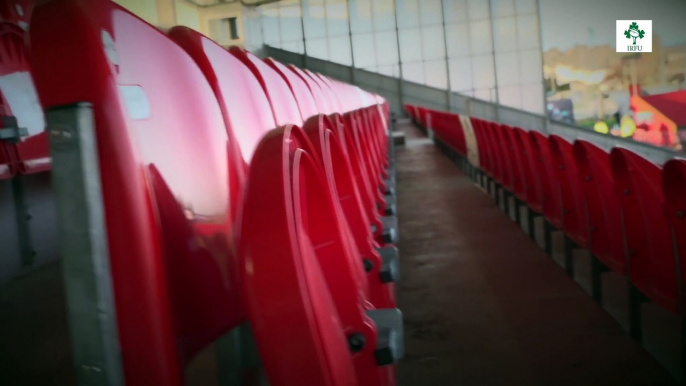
[0, 1, 50, 178]
[406, 103, 686, 338]
[3, 0, 403, 384]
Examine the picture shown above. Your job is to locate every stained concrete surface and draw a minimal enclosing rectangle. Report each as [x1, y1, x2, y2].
[395, 122, 676, 386]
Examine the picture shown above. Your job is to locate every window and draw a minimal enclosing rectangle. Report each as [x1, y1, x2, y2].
[209, 17, 240, 46]
[228, 17, 239, 40]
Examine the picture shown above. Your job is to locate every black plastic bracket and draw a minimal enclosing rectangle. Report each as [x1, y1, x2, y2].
[376, 246, 400, 283]
[366, 308, 404, 366]
[381, 216, 399, 244]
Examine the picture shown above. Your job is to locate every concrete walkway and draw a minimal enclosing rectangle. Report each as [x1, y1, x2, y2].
[395, 122, 676, 386]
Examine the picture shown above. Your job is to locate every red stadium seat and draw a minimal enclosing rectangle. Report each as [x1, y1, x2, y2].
[548, 135, 587, 250]
[0, 0, 31, 28]
[30, 1, 247, 382]
[228, 46, 304, 126]
[662, 159, 686, 313]
[512, 127, 538, 211]
[0, 22, 50, 174]
[240, 125, 402, 386]
[340, 111, 397, 245]
[303, 114, 399, 309]
[288, 64, 336, 115]
[611, 148, 676, 314]
[572, 140, 624, 275]
[264, 57, 319, 121]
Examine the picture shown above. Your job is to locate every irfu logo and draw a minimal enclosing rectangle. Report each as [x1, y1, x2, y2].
[624, 22, 645, 45]
[616, 20, 652, 53]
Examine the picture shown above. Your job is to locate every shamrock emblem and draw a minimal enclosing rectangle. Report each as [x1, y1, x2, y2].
[624, 22, 645, 45]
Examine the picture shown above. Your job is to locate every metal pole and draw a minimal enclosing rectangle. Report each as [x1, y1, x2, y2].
[536, 0, 550, 133]
[487, 0, 500, 122]
[440, 0, 452, 111]
[346, 0, 357, 85]
[299, 1, 309, 69]
[391, 0, 405, 111]
[47, 103, 124, 385]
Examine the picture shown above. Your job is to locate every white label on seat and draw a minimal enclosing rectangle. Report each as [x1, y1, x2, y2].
[118, 85, 151, 120]
[101, 29, 119, 66]
[0, 71, 45, 137]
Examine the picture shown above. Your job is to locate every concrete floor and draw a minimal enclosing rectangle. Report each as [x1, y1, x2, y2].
[394, 122, 676, 386]
[0, 121, 680, 385]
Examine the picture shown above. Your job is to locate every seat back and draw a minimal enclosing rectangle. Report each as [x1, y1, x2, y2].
[662, 159, 686, 314]
[548, 135, 587, 247]
[501, 125, 523, 198]
[611, 148, 676, 313]
[0, 0, 31, 28]
[264, 57, 319, 122]
[239, 125, 357, 386]
[169, 27, 275, 169]
[492, 123, 512, 188]
[528, 131, 560, 224]
[305, 69, 343, 113]
[572, 140, 624, 274]
[30, 1, 243, 382]
[228, 46, 303, 126]
[485, 121, 503, 183]
[0, 22, 50, 174]
[513, 127, 538, 208]
[288, 64, 335, 115]
[303, 114, 395, 308]
[471, 118, 491, 174]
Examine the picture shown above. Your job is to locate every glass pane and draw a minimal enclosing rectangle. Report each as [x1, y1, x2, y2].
[306, 38, 328, 60]
[375, 31, 399, 65]
[371, 0, 396, 31]
[349, 0, 372, 34]
[493, 17, 517, 52]
[262, 8, 281, 46]
[521, 83, 544, 114]
[303, 1, 326, 39]
[446, 23, 470, 58]
[420, 0, 443, 26]
[515, 0, 537, 15]
[352, 33, 376, 68]
[472, 54, 495, 89]
[398, 28, 422, 63]
[517, 14, 540, 50]
[326, 0, 349, 36]
[490, 0, 515, 18]
[443, 0, 468, 23]
[402, 62, 425, 84]
[449, 57, 473, 92]
[329, 35, 353, 65]
[425, 60, 448, 89]
[468, 0, 490, 20]
[421, 25, 446, 61]
[396, 0, 420, 29]
[495, 51, 520, 86]
[498, 85, 522, 109]
[519, 49, 542, 84]
[469, 20, 493, 55]
[280, 5, 303, 43]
